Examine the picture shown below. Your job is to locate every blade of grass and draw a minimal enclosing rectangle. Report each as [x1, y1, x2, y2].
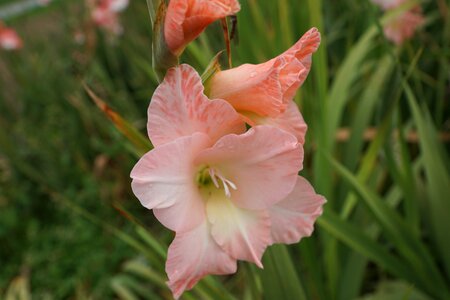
[259, 245, 307, 300]
[277, 0, 293, 50]
[318, 210, 417, 286]
[298, 238, 328, 300]
[83, 83, 153, 156]
[327, 155, 449, 298]
[342, 56, 394, 173]
[403, 81, 450, 280]
[111, 276, 140, 300]
[123, 260, 168, 289]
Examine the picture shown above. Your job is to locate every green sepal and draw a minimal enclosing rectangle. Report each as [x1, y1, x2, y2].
[201, 51, 224, 97]
[151, 0, 178, 82]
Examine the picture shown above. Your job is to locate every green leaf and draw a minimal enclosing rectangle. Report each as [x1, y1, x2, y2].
[83, 84, 153, 156]
[318, 211, 417, 286]
[202, 51, 224, 95]
[151, 0, 178, 81]
[4, 274, 31, 300]
[343, 56, 394, 173]
[326, 155, 449, 298]
[358, 280, 432, 300]
[404, 82, 450, 280]
[122, 260, 167, 288]
[259, 245, 307, 300]
[111, 276, 140, 300]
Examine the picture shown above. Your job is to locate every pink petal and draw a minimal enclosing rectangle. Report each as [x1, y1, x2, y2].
[0, 28, 23, 50]
[130, 133, 211, 232]
[383, 8, 424, 45]
[109, 0, 129, 12]
[165, 0, 241, 55]
[244, 101, 308, 144]
[371, 0, 399, 10]
[92, 6, 123, 34]
[209, 28, 320, 117]
[209, 62, 284, 117]
[205, 191, 271, 267]
[148, 64, 245, 147]
[196, 126, 303, 210]
[166, 220, 237, 299]
[269, 176, 326, 244]
[276, 27, 321, 104]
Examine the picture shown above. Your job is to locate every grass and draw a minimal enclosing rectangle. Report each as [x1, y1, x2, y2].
[0, 0, 449, 299]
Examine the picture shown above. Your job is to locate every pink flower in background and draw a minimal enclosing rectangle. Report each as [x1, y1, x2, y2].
[131, 65, 325, 298]
[37, 0, 52, 6]
[0, 26, 23, 51]
[164, 0, 241, 55]
[372, 0, 424, 45]
[91, 0, 129, 35]
[372, 0, 402, 10]
[209, 28, 321, 143]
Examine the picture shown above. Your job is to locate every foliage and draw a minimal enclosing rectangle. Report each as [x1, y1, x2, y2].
[0, 0, 449, 299]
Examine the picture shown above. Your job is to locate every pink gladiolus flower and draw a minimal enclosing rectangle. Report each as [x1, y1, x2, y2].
[209, 28, 321, 143]
[91, 0, 129, 35]
[164, 0, 241, 55]
[372, 0, 424, 45]
[37, 0, 52, 6]
[0, 26, 23, 51]
[372, 0, 402, 10]
[131, 64, 325, 298]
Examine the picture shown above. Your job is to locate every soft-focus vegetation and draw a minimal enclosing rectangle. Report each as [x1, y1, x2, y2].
[1, 0, 449, 299]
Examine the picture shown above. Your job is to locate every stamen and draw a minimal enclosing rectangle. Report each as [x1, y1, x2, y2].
[224, 179, 237, 191]
[223, 181, 231, 198]
[208, 168, 220, 188]
[208, 167, 237, 198]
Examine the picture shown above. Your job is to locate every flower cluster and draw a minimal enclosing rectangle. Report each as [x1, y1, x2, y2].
[0, 24, 23, 51]
[89, 0, 129, 35]
[130, 0, 325, 298]
[372, 0, 424, 45]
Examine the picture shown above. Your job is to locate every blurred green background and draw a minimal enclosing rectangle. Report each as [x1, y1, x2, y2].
[0, 0, 449, 299]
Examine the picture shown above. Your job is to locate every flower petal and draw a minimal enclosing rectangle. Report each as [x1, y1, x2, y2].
[244, 101, 308, 144]
[166, 220, 237, 299]
[371, 0, 399, 10]
[196, 125, 303, 210]
[209, 28, 320, 117]
[165, 0, 241, 55]
[109, 0, 129, 12]
[148, 64, 245, 147]
[269, 176, 326, 244]
[0, 27, 23, 50]
[276, 27, 321, 104]
[209, 62, 284, 117]
[206, 191, 271, 267]
[383, 9, 423, 45]
[130, 133, 211, 232]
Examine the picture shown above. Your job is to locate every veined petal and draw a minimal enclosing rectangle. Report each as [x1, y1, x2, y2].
[244, 101, 308, 144]
[275, 27, 321, 104]
[196, 126, 302, 210]
[167, 220, 237, 299]
[165, 0, 241, 55]
[206, 191, 271, 267]
[130, 133, 211, 232]
[209, 62, 284, 117]
[209, 28, 320, 117]
[148, 64, 245, 147]
[269, 176, 326, 244]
